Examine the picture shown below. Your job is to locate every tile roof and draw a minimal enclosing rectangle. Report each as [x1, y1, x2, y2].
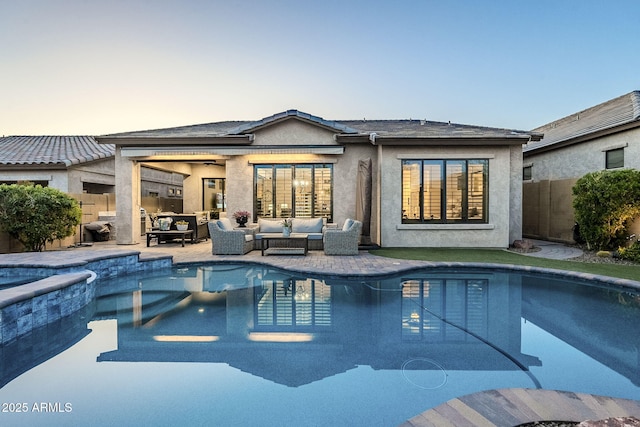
[105, 121, 246, 138]
[0, 136, 114, 167]
[525, 90, 640, 153]
[339, 119, 535, 139]
[105, 109, 538, 141]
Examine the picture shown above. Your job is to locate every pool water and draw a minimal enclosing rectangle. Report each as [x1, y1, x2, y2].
[1, 264, 639, 426]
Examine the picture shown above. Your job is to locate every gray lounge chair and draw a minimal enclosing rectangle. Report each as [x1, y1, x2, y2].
[208, 218, 254, 255]
[323, 219, 362, 255]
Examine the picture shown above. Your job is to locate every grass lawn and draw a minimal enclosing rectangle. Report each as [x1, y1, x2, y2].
[371, 248, 640, 282]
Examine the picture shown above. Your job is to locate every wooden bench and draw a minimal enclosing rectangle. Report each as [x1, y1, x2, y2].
[146, 230, 194, 247]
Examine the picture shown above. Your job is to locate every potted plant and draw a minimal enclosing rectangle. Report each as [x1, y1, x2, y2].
[175, 220, 189, 231]
[232, 210, 251, 228]
[282, 218, 292, 237]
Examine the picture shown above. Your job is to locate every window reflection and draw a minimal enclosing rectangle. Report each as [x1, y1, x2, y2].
[402, 278, 488, 342]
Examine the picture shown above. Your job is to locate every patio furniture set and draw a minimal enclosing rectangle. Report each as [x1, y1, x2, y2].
[207, 217, 363, 256]
[145, 213, 209, 247]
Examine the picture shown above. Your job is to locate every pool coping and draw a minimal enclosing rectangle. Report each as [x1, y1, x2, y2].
[1, 248, 638, 290]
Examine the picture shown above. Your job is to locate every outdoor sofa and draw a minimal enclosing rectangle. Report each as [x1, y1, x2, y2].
[252, 217, 333, 250]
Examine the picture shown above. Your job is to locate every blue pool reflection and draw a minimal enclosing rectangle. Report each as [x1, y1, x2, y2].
[1, 264, 639, 426]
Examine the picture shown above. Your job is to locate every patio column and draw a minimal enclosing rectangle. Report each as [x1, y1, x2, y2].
[115, 146, 141, 244]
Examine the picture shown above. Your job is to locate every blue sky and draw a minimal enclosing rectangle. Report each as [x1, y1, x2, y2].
[1, 0, 639, 135]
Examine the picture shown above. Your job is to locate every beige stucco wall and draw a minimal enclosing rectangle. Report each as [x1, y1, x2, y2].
[0, 159, 116, 193]
[250, 119, 341, 146]
[225, 121, 345, 220]
[115, 147, 141, 244]
[68, 159, 116, 193]
[0, 170, 68, 190]
[508, 145, 523, 244]
[183, 163, 225, 214]
[379, 145, 515, 248]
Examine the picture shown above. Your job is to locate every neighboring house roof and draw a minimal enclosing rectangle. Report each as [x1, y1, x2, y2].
[102, 109, 541, 145]
[0, 136, 114, 167]
[525, 90, 640, 154]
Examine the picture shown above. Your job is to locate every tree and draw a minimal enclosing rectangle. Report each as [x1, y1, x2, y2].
[0, 183, 82, 252]
[572, 169, 640, 250]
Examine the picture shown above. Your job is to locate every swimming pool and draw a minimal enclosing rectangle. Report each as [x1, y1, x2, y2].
[1, 263, 639, 426]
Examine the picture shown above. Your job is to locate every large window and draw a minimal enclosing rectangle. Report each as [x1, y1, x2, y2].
[402, 159, 488, 223]
[255, 164, 333, 221]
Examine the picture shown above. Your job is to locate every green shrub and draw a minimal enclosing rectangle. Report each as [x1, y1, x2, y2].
[572, 169, 640, 250]
[0, 183, 82, 252]
[618, 241, 640, 263]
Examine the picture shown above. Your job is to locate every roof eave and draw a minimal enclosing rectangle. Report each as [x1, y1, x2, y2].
[95, 135, 254, 146]
[0, 162, 68, 170]
[336, 134, 535, 146]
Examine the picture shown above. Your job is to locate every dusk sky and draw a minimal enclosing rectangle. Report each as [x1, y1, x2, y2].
[2, 0, 639, 136]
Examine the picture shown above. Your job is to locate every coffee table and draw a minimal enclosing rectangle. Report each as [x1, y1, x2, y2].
[260, 233, 309, 256]
[146, 229, 194, 247]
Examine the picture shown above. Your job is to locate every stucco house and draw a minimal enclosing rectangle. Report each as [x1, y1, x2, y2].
[97, 110, 541, 249]
[523, 91, 640, 242]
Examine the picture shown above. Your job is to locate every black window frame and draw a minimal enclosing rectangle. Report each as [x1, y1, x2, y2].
[605, 147, 624, 169]
[253, 164, 333, 222]
[401, 159, 489, 224]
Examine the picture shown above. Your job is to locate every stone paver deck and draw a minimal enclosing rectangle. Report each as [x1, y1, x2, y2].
[401, 389, 640, 427]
